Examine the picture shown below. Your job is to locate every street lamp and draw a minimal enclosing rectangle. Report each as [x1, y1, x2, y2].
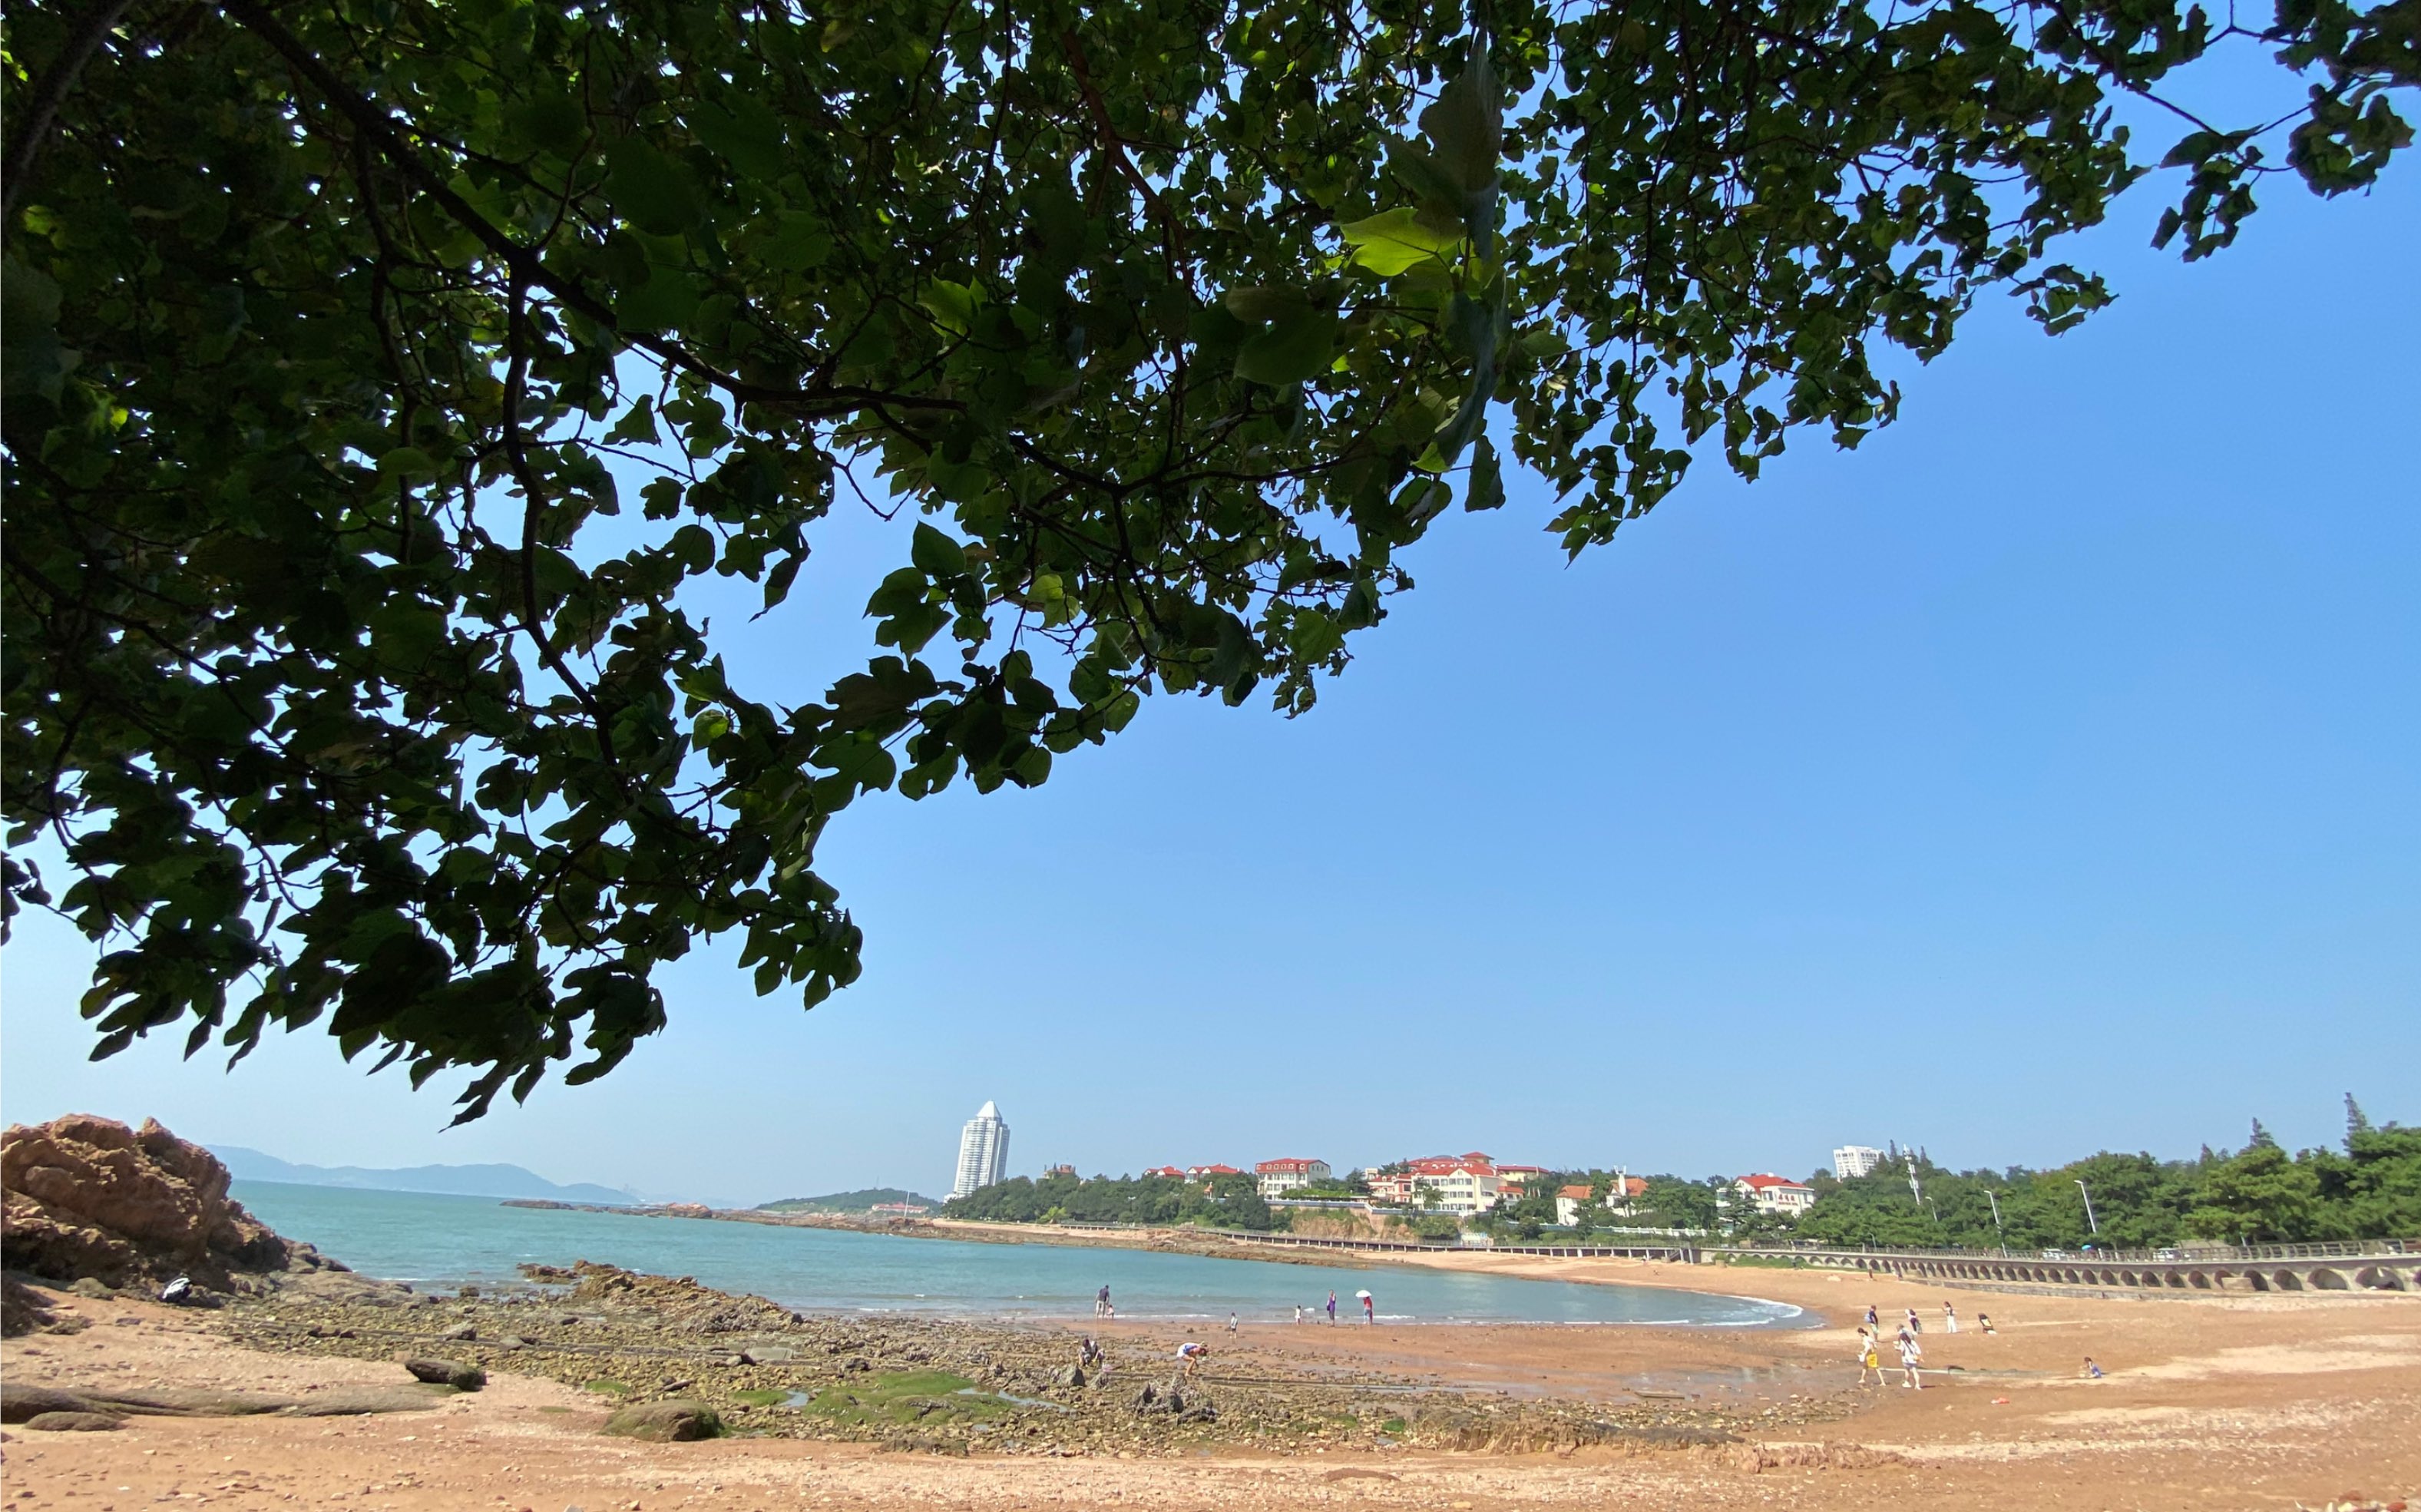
[2075, 1179, 2100, 1239]
[1985, 1190, 2006, 1256]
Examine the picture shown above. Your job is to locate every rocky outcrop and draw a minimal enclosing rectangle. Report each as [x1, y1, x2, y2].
[1, 1114, 340, 1292]
[601, 1398, 724, 1441]
[403, 1358, 486, 1390]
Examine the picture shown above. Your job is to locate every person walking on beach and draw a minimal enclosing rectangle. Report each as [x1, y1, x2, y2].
[1363, 1293, 1376, 1325]
[1864, 1304, 1880, 1331]
[1857, 1330, 1884, 1388]
[1227, 1311, 1239, 1337]
[1326, 1291, 1338, 1325]
[1905, 1306, 1922, 1335]
[1293, 1304, 1305, 1324]
[1943, 1303, 1959, 1335]
[1899, 1333, 1923, 1389]
[1096, 1285, 1111, 1318]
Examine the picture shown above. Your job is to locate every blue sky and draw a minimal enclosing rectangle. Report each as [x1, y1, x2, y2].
[5, 108, 2415, 1207]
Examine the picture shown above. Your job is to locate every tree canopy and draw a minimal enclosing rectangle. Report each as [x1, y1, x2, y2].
[5, 0, 2413, 1115]
[1791, 1110, 2421, 1249]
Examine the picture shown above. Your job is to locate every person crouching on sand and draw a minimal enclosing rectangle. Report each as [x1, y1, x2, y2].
[1979, 1312, 1997, 1335]
[1177, 1342, 1208, 1378]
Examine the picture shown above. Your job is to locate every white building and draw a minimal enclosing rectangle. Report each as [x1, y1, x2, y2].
[950, 1100, 1011, 1199]
[1832, 1145, 1885, 1179]
[1735, 1173, 1817, 1216]
[1254, 1157, 1332, 1198]
[1366, 1153, 1503, 1214]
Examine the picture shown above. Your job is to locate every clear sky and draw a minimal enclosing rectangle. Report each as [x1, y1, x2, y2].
[5, 99, 2415, 1207]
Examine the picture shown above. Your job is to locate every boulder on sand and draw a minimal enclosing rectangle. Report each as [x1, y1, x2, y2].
[0, 1114, 343, 1292]
[2, 1383, 102, 1423]
[601, 1399, 725, 1442]
[403, 1358, 487, 1390]
[26, 1411, 123, 1431]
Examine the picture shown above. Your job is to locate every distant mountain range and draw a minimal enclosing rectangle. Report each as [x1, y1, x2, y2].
[757, 1187, 940, 1213]
[213, 1146, 637, 1205]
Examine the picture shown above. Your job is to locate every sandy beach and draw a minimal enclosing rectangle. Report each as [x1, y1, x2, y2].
[6, 1242, 2414, 1511]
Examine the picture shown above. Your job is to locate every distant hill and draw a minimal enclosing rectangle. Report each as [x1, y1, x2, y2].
[213, 1146, 636, 1205]
[757, 1187, 940, 1213]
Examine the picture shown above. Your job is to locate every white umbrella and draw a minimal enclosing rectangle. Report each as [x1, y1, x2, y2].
[1354, 1289, 1373, 1299]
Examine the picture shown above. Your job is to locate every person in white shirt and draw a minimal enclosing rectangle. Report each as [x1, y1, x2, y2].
[1899, 1335, 1924, 1389]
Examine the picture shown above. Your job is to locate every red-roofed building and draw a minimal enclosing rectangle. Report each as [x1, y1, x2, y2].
[1144, 1165, 1187, 1179]
[1186, 1163, 1242, 1179]
[1363, 1153, 1503, 1214]
[1554, 1175, 1650, 1226]
[1734, 1173, 1817, 1216]
[1254, 1157, 1333, 1198]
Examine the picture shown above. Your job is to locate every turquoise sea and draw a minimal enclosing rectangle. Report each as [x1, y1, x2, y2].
[233, 1181, 1810, 1329]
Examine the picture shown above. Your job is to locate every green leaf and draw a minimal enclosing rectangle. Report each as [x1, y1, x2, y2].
[1222, 286, 1314, 324]
[1235, 309, 1338, 385]
[509, 92, 588, 157]
[1465, 435, 1506, 511]
[1418, 45, 1503, 193]
[604, 396, 660, 445]
[1340, 207, 1463, 276]
[375, 447, 439, 479]
[911, 521, 967, 577]
[607, 138, 703, 237]
[919, 280, 981, 337]
[688, 96, 787, 180]
[616, 265, 702, 333]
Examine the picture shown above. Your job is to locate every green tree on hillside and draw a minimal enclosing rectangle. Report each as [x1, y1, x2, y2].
[6, 0, 2413, 1110]
[2183, 1127, 2324, 1242]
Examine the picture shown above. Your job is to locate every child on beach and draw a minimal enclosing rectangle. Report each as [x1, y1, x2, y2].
[1899, 1334, 1923, 1389]
[1979, 1313, 1997, 1335]
[1327, 1291, 1338, 1324]
[1228, 1312, 1239, 1336]
[2084, 1357, 2103, 1379]
[1865, 1304, 1880, 1330]
[1943, 1304, 1959, 1334]
[1906, 1307, 1922, 1335]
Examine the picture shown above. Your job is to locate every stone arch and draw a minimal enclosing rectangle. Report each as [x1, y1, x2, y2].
[2271, 1269, 2304, 1292]
[2188, 1270, 2211, 1289]
[2307, 1267, 2349, 1290]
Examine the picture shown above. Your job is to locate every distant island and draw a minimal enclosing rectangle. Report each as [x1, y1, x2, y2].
[213, 1145, 637, 1205]
[757, 1187, 939, 1214]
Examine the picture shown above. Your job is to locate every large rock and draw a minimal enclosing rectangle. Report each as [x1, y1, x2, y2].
[2, 1383, 100, 1423]
[403, 1358, 486, 1390]
[0, 1114, 326, 1290]
[601, 1399, 724, 1442]
[26, 1411, 123, 1431]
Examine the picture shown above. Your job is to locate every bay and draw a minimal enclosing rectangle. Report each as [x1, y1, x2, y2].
[233, 1180, 1808, 1328]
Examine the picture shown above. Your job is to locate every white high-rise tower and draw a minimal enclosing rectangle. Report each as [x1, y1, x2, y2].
[951, 1100, 1010, 1199]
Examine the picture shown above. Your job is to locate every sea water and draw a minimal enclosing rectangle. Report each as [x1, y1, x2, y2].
[233, 1180, 1809, 1328]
